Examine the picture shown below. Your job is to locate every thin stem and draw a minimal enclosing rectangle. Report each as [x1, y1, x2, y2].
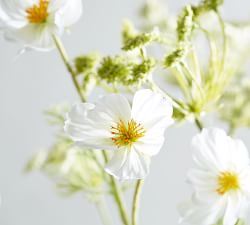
[179, 62, 204, 99]
[96, 197, 113, 225]
[52, 35, 86, 102]
[132, 180, 144, 225]
[190, 46, 202, 82]
[216, 11, 227, 74]
[102, 152, 130, 225]
[147, 78, 187, 113]
[194, 118, 203, 131]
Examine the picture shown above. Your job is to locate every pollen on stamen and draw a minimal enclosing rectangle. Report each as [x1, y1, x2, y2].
[216, 171, 240, 195]
[111, 119, 146, 147]
[26, 0, 49, 24]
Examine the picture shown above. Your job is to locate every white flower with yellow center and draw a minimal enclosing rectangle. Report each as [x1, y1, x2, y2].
[179, 128, 250, 225]
[0, 0, 82, 50]
[64, 89, 173, 180]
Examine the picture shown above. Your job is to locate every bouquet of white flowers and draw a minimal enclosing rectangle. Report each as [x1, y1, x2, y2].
[1, 0, 250, 224]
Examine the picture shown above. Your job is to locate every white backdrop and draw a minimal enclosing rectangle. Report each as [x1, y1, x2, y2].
[0, 0, 249, 224]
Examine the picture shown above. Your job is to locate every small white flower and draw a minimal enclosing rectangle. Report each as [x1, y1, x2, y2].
[179, 128, 250, 225]
[64, 89, 173, 180]
[0, 0, 82, 50]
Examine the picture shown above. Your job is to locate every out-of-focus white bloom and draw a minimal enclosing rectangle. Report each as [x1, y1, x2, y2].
[0, 0, 82, 50]
[179, 128, 250, 225]
[65, 89, 173, 180]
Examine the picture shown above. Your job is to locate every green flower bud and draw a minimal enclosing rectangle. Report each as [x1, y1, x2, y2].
[164, 47, 187, 68]
[122, 19, 137, 44]
[201, 0, 224, 11]
[74, 53, 100, 75]
[131, 58, 156, 84]
[97, 56, 132, 84]
[193, 0, 224, 17]
[177, 5, 194, 42]
[122, 28, 160, 51]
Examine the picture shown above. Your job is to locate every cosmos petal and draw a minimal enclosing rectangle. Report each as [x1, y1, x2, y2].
[105, 148, 151, 180]
[55, 0, 82, 27]
[131, 89, 173, 130]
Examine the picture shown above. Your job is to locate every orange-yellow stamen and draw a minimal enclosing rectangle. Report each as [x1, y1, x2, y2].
[216, 171, 240, 195]
[26, 0, 49, 24]
[111, 119, 145, 147]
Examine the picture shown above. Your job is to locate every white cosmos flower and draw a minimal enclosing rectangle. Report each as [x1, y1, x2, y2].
[64, 89, 173, 180]
[179, 128, 250, 225]
[0, 0, 82, 51]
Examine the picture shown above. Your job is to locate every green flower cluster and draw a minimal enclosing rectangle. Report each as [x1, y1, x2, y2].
[26, 141, 105, 200]
[97, 56, 155, 85]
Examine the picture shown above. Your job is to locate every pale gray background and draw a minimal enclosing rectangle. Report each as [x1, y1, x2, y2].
[0, 0, 250, 225]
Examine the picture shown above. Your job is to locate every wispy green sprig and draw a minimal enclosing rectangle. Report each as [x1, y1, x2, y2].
[164, 47, 188, 68]
[177, 5, 194, 42]
[192, 0, 224, 17]
[122, 28, 160, 51]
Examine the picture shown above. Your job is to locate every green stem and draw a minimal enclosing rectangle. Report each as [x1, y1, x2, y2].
[194, 117, 203, 131]
[132, 180, 144, 225]
[52, 35, 86, 102]
[215, 11, 227, 74]
[102, 152, 130, 225]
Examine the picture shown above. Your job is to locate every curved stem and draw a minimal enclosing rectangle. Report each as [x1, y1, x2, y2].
[52, 35, 86, 102]
[132, 180, 144, 225]
[102, 152, 130, 225]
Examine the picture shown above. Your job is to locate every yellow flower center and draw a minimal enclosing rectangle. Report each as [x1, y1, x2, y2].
[26, 0, 49, 24]
[216, 171, 240, 195]
[111, 119, 145, 147]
